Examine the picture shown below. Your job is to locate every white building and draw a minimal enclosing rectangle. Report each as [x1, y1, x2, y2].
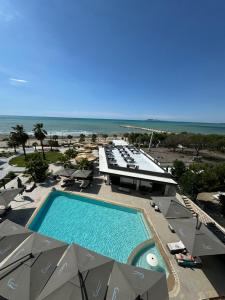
[99, 144, 177, 196]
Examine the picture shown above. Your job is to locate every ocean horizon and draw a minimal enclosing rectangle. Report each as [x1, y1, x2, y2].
[0, 115, 225, 136]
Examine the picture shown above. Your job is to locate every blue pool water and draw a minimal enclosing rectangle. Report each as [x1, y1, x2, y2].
[29, 191, 151, 263]
[132, 244, 169, 277]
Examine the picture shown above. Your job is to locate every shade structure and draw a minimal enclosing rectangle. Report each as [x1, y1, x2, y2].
[0, 233, 67, 300]
[54, 168, 75, 177]
[0, 232, 67, 269]
[37, 244, 114, 300]
[0, 220, 170, 300]
[0, 188, 23, 208]
[106, 262, 169, 300]
[168, 218, 225, 256]
[71, 170, 92, 180]
[0, 220, 32, 265]
[151, 196, 193, 219]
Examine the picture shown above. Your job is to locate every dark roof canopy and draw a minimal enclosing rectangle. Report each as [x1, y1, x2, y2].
[38, 244, 114, 300]
[0, 220, 32, 264]
[0, 188, 23, 207]
[169, 218, 225, 256]
[54, 168, 75, 177]
[71, 170, 92, 179]
[106, 262, 169, 300]
[151, 196, 193, 219]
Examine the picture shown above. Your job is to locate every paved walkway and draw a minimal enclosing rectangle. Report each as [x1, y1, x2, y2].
[2, 166, 225, 300]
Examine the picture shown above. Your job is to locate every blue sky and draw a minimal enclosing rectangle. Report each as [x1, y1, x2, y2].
[0, 0, 225, 122]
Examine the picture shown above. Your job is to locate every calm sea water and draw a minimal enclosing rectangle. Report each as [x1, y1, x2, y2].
[0, 115, 225, 135]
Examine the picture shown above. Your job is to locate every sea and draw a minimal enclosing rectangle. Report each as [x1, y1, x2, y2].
[0, 115, 225, 136]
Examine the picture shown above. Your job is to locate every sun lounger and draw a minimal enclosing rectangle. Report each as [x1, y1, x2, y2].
[175, 253, 202, 268]
[80, 180, 89, 188]
[150, 201, 155, 207]
[61, 179, 74, 187]
[154, 205, 160, 212]
[80, 180, 90, 191]
[25, 182, 36, 192]
[168, 224, 175, 233]
[167, 241, 186, 254]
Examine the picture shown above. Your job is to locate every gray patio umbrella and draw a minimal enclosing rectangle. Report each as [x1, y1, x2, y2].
[0, 188, 23, 208]
[71, 170, 93, 179]
[54, 168, 75, 177]
[0, 233, 67, 300]
[168, 218, 225, 256]
[151, 196, 193, 219]
[0, 220, 32, 265]
[106, 262, 169, 300]
[0, 231, 67, 270]
[37, 244, 114, 300]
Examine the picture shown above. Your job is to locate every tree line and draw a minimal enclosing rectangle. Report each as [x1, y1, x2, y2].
[124, 132, 225, 155]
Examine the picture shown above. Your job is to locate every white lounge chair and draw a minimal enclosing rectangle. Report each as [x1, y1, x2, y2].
[80, 180, 90, 191]
[167, 241, 186, 254]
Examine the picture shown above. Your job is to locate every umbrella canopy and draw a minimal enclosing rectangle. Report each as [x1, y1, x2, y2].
[0, 188, 23, 208]
[84, 144, 98, 150]
[54, 168, 75, 177]
[0, 220, 32, 265]
[0, 232, 67, 269]
[0, 234, 67, 300]
[71, 170, 92, 180]
[151, 196, 193, 219]
[169, 218, 225, 256]
[106, 262, 169, 300]
[38, 244, 114, 300]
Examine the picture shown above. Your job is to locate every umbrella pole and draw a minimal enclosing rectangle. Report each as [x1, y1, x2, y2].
[0, 253, 33, 275]
[79, 271, 88, 300]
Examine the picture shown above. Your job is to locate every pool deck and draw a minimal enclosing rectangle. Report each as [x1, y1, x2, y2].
[2, 164, 225, 300]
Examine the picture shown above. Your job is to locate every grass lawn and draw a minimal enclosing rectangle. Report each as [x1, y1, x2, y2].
[9, 151, 64, 167]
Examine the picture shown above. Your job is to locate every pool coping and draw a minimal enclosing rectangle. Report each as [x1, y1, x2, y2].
[26, 188, 175, 292]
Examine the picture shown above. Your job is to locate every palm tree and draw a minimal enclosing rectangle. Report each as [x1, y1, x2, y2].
[33, 123, 47, 159]
[67, 135, 73, 147]
[91, 134, 97, 143]
[11, 125, 29, 157]
[79, 134, 85, 143]
[52, 135, 58, 141]
[8, 132, 19, 154]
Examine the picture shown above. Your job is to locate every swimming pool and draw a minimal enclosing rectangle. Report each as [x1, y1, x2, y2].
[132, 242, 169, 277]
[29, 190, 167, 273]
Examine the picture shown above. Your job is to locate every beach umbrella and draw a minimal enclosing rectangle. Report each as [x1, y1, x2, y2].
[168, 218, 225, 256]
[54, 168, 75, 177]
[71, 170, 92, 180]
[0, 188, 23, 208]
[37, 244, 114, 300]
[76, 154, 97, 163]
[0, 232, 67, 269]
[0, 233, 67, 300]
[76, 148, 86, 153]
[106, 262, 169, 300]
[82, 149, 92, 153]
[0, 220, 32, 265]
[151, 196, 193, 219]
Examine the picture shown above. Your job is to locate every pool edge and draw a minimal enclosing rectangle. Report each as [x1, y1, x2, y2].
[26, 188, 176, 292]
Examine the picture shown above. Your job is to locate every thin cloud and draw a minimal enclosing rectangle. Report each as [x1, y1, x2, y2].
[10, 78, 28, 85]
[0, 0, 21, 22]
